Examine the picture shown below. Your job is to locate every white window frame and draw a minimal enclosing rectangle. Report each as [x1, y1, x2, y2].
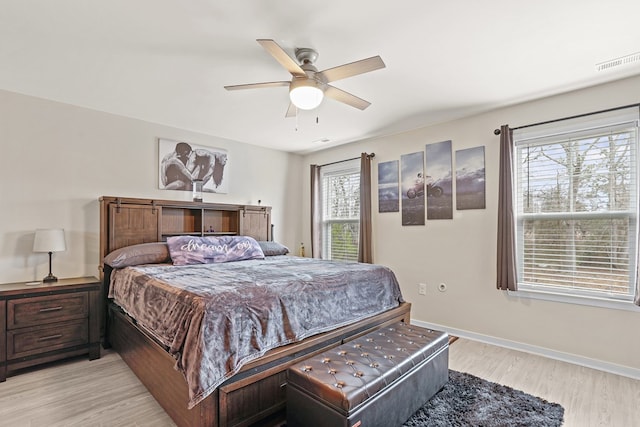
[320, 159, 360, 261]
[511, 107, 640, 310]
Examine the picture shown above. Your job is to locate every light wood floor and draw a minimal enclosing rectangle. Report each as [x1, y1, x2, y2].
[0, 338, 638, 426]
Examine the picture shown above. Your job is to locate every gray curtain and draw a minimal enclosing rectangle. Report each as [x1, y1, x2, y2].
[636, 263, 640, 306]
[496, 125, 517, 291]
[310, 164, 322, 259]
[358, 153, 373, 263]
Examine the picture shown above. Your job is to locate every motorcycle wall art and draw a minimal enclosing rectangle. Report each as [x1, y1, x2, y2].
[406, 173, 444, 199]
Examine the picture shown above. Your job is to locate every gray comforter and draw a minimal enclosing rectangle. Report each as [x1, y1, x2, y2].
[109, 255, 404, 408]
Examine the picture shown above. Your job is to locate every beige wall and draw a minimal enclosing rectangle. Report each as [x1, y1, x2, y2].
[0, 89, 302, 283]
[302, 75, 640, 377]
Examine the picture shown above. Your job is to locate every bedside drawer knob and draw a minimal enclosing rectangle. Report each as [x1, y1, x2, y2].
[39, 306, 63, 313]
[37, 334, 63, 342]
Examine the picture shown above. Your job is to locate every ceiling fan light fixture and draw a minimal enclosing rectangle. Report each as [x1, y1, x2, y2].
[289, 79, 324, 110]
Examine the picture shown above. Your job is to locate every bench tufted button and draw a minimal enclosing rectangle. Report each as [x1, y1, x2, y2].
[322, 358, 331, 363]
[302, 365, 313, 372]
[361, 352, 369, 357]
[384, 355, 394, 359]
[335, 381, 345, 389]
[353, 371, 364, 378]
[370, 362, 379, 368]
[338, 350, 348, 356]
[328, 368, 337, 374]
[346, 360, 355, 366]
[353, 343, 362, 348]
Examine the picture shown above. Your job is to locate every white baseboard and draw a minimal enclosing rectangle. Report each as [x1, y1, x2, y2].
[411, 318, 640, 381]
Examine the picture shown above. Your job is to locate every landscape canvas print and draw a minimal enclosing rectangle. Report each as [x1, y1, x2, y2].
[456, 146, 486, 210]
[378, 160, 400, 213]
[425, 140, 453, 220]
[158, 138, 229, 194]
[401, 151, 425, 225]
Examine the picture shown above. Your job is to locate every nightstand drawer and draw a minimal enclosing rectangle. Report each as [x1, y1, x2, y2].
[8, 293, 88, 329]
[7, 319, 89, 359]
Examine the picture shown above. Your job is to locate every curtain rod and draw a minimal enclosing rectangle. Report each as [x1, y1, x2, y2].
[319, 152, 375, 167]
[493, 102, 640, 135]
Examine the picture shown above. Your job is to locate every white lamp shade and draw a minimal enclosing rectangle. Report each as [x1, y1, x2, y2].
[289, 79, 324, 110]
[33, 229, 67, 253]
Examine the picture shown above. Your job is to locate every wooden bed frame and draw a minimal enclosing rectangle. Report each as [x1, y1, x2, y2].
[99, 196, 411, 427]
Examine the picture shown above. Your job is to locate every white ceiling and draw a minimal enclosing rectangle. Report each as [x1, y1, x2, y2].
[2, 1, 639, 154]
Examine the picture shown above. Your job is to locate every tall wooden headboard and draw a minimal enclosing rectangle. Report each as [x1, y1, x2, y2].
[98, 196, 272, 279]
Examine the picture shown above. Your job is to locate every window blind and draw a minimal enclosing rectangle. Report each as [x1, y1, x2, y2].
[321, 160, 360, 261]
[513, 106, 639, 300]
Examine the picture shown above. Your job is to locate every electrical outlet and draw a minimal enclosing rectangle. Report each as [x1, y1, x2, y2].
[418, 283, 427, 295]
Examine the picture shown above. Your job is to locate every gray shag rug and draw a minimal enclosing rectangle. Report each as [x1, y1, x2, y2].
[403, 370, 565, 427]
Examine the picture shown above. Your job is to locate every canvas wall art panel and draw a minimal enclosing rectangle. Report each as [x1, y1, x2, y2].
[158, 138, 229, 194]
[456, 146, 486, 210]
[378, 160, 400, 212]
[401, 151, 425, 225]
[425, 140, 453, 220]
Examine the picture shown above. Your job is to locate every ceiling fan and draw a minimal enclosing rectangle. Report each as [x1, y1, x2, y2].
[224, 39, 385, 117]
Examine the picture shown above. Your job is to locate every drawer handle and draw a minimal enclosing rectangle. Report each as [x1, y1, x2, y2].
[38, 334, 63, 341]
[39, 306, 63, 313]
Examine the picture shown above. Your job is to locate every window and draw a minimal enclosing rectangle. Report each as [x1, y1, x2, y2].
[513, 107, 639, 303]
[320, 160, 360, 261]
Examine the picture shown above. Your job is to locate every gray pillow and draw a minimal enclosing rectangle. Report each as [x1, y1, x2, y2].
[104, 242, 171, 268]
[258, 241, 290, 256]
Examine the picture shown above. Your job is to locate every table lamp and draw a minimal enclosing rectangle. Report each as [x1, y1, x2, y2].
[33, 228, 66, 282]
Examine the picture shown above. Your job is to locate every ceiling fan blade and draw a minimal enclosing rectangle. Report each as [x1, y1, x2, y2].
[257, 39, 306, 78]
[224, 81, 290, 91]
[318, 56, 385, 83]
[285, 103, 297, 118]
[324, 85, 371, 110]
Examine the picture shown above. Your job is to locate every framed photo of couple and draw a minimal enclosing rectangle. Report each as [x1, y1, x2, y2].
[158, 138, 229, 194]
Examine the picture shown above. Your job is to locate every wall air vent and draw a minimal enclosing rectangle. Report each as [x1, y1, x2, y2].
[596, 51, 640, 72]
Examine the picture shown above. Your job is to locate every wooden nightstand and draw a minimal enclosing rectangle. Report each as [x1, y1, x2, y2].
[0, 276, 101, 382]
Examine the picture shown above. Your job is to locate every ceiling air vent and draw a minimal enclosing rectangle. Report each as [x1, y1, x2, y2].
[596, 51, 640, 72]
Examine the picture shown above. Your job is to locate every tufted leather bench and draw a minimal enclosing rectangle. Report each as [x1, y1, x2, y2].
[286, 323, 449, 427]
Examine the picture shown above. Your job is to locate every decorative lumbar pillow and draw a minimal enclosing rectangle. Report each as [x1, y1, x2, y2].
[104, 242, 171, 268]
[257, 241, 290, 256]
[167, 235, 265, 266]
